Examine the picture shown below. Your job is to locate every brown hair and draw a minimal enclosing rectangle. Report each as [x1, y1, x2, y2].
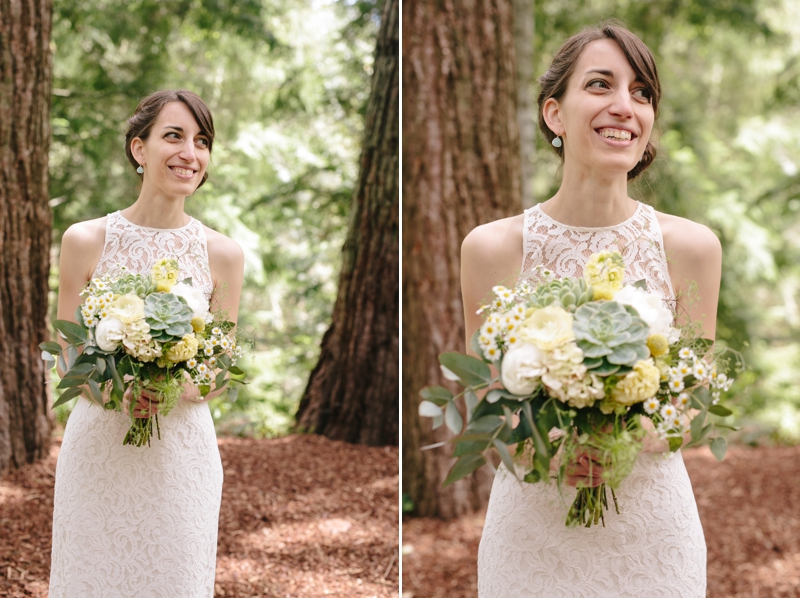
[537, 21, 661, 180]
[125, 90, 215, 189]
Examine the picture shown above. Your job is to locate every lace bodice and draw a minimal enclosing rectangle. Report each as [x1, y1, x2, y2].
[93, 211, 213, 298]
[520, 201, 675, 302]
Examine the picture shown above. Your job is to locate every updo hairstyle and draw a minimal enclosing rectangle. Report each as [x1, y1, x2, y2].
[124, 90, 215, 189]
[537, 22, 661, 180]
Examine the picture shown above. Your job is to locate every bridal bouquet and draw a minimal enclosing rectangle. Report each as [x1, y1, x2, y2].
[419, 251, 739, 527]
[41, 258, 246, 446]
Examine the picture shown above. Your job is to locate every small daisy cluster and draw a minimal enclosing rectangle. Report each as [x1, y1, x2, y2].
[185, 326, 243, 386]
[644, 347, 736, 439]
[476, 285, 527, 361]
[79, 275, 118, 327]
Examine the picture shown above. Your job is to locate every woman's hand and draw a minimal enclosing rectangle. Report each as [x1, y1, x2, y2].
[124, 386, 161, 418]
[564, 449, 605, 488]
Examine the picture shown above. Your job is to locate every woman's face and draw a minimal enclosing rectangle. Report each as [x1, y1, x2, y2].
[545, 39, 655, 178]
[131, 101, 210, 199]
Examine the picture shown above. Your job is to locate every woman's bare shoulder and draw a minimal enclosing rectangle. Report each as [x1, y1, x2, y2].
[462, 214, 526, 263]
[61, 216, 107, 247]
[202, 225, 244, 266]
[654, 209, 721, 261]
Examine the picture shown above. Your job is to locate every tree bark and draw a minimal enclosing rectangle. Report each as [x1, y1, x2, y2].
[0, 0, 54, 472]
[402, 0, 523, 518]
[295, 0, 398, 446]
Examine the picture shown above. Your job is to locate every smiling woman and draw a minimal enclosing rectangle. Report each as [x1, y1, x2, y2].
[460, 22, 721, 598]
[49, 90, 244, 597]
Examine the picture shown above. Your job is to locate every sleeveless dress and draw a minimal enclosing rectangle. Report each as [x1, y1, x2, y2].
[49, 211, 223, 598]
[477, 202, 707, 597]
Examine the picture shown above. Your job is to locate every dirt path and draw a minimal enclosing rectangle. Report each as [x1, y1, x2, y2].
[402, 446, 800, 598]
[0, 435, 398, 597]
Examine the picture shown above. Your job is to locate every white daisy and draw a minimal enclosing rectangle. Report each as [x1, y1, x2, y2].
[643, 397, 661, 415]
[660, 404, 677, 420]
[678, 392, 690, 407]
[211, 327, 222, 336]
[208, 356, 217, 367]
[186, 358, 197, 369]
[693, 362, 708, 380]
[197, 363, 208, 374]
[678, 348, 695, 360]
[204, 347, 214, 357]
[483, 344, 501, 362]
[677, 362, 692, 377]
[220, 338, 231, 350]
[669, 378, 685, 393]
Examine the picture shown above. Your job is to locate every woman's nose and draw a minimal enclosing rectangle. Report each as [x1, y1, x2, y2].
[609, 91, 634, 118]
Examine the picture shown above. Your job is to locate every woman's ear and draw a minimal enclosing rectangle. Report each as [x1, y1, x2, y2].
[542, 97, 564, 137]
[130, 137, 145, 166]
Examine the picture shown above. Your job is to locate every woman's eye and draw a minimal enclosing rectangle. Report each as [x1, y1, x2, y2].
[165, 132, 180, 140]
[633, 88, 652, 101]
[587, 80, 609, 89]
[196, 138, 209, 147]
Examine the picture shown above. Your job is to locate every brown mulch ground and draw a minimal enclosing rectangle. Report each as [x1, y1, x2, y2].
[402, 446, 800, 598]
[0, 435, 398, 597]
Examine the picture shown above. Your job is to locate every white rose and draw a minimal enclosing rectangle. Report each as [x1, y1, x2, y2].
[95, 317, 125, 352]
[518, 306, 574, 350]
[614, 286, 678, 341]
[107, 294, 145, 325]
[501, 343, 546, 396]
[170, 282, 210, 321]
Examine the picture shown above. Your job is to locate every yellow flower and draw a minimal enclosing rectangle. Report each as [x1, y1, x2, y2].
[191, 317, 206, 333]
[584, 251, 625, 300]
[166, 334, 199, 363]
[611, 358, 661, 406]
[646, 334, 669, 358]
[152, 258, 180, 292]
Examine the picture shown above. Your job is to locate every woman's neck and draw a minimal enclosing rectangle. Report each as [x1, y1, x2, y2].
[122, 192, 189, 229]
[540, 165, 636, 228]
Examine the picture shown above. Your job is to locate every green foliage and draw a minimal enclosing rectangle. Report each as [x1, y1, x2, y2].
[48, 0, 379, 436]
[529, 0, 800, 443]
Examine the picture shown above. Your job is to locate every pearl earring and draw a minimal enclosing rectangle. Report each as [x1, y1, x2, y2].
[551, 136, 562, 148]
[136, 165, 144, 174]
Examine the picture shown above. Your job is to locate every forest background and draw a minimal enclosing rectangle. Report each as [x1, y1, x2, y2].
[46, 0, 382, 437]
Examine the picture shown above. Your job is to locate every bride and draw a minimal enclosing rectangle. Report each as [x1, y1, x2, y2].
[49, 90, 244, 597]
[462, 23, 721, 597]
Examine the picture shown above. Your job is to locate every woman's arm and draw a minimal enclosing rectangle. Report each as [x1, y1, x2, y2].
[645, 213, 723, 453]
[461, 215, 524, 353]
[186, 228, 245, 403]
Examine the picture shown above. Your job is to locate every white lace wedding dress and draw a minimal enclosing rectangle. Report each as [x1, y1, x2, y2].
[477, 202, 706, 597]
[49, 211, 223, 598]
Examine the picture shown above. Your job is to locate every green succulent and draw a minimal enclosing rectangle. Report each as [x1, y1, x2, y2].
[144, 292, 194, 341]
[573, 301, 649, 375]
[529, 277, 594, 312]
[111, 273, 157, 298]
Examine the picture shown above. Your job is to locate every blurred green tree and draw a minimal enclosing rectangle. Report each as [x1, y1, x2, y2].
[296, 0, 398, 446]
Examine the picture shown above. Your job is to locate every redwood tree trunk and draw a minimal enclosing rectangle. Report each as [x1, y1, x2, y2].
[402, 0, 523, 518]
[0, 0, 54, 471]
[295, 0, 398, 446]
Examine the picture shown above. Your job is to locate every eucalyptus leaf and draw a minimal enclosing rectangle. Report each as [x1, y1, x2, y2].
[95, 357, 106, 376]
[53, 320, 88, 345]
[86, 379, 104, 406]
[632, 279, 648, 290]
[439, 352, 491, 386]
[227, 386, 239, 402]
[445, 401, 463, 434]
[710, 437, 727, 461]
[418, 400, 443, 418]
[693, 387, 712, 407]
[217, 353, 232, 368]
[40, 341, 63, 355]
[708, 404, 733, 417]
[440, 365, 460, 381]
[668, 436, 683, 452]
[464, 389, 478, 421]
[52, 386, 83, 408]
[443, 453, 486, 487]
[41, 351, 55, 367]
[228, 366, 245, 376]
[493, 439, 516, 474]
[419, 385, 454, 406]
[431, 413, 444, 430]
